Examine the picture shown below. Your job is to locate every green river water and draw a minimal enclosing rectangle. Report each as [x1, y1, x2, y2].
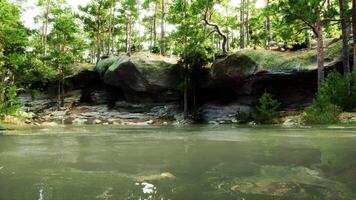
[1, 125, 356, 200]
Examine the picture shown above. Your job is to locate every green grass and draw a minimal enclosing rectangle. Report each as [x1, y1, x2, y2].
[239, 40, 343, 72]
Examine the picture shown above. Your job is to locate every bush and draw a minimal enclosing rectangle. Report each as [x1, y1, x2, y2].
[304, 96, 341, 124]
[315, 71, 356, 111]
[236, 112, 253, 124]
[150, 46, 160, 54]
[319, 71, 348, 109]
[252, 91, 280, 124]
[303, 71, 350, 124]
[0, 82, 22, 116]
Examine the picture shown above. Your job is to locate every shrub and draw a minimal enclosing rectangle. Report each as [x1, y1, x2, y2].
[303, 71, 349, 124]
[252, 91, 280, 124]
[150, 46, 160, 54]
[236, 112, 253, 124]
[315, 71, 356, 111]
[304, 96, 342, 124]
[0, 81, 22, 116]
[319, 71, 348, 109]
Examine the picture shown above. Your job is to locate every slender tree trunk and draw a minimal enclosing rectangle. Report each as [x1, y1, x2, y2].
[43, 0, 50, 58]
[153, 2, 158, 48]
[150, 21, 154, 48]
[60, 65, 64, 107]
[160, 0, 166, 55]
[245, 0, 250, 47]
[128, 20, 132, 56]
[340, 0, 350, 77]
[125, 20, 129, 54]
[203, 8, 227, 54]
[305, 29, 311, 49]
[108, 0, 114, 55]
[266, 0, 272, 48]
[184, 73, 188, 118]
[316, 18, 325, 90]
[352, 0, 356, 71]
[96, 17, 101, 64]
[226, 28, 230, 52]
[240, 0, 245, 49]
[183, 17, 188, 118]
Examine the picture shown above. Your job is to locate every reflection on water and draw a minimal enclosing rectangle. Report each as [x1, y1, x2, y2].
[0, 125, 356, 200]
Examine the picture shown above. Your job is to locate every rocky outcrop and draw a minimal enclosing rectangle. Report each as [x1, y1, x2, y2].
[207, 53, 345, 109]
[212, 53, 260, 87]
[95, 55, 180, 103]
[52, 52, 344, 125]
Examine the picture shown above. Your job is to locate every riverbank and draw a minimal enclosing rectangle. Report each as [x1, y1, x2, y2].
[1, 41, 349, 127]
[2, 91, 356, 127]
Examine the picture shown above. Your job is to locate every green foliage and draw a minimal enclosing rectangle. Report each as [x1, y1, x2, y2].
[150, 46, 160, 54]
[316, 71, 356, 111]
[304, 98, 342, 125]
[303, 71, 356, 124]
[0, 82, 22, 116]
[236, 112, 254, 124]
[252, 91, 280, 124]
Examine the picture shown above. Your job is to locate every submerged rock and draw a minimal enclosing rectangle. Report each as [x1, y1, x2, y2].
[41, 122, 59, 127]
[198, 103, 253, 123]
[135, 172, 176, 182]
[282, 117, 303, 127]
[224, 166, 346, 199]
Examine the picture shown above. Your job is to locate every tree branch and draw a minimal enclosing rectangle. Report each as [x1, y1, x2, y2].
[202, 7, 227, 54]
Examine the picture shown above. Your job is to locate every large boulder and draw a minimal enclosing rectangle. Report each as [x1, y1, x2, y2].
[95, 54, 180, 102]
[95, 56, 118, 78]
[212, 53, 259, 87]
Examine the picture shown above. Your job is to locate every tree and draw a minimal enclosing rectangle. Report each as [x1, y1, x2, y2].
[118, 0, 139, 56]
[240, 0, 245, 49]
[203, 7, 228, 54]
[160, 0, 166, 55]
[79, 0, 111, 63]
[353, 0, 356, 71]
[48, 6, 85, 108]
[169, 0, 215, 118]
[339, 0, 350, 78]
[265, 0, 272, 48]
[142, 0, 159, 50]
[0, 0, 29, 114]
[276, 0, 335, 90]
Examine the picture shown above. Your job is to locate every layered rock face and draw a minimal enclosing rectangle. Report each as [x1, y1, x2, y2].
[63, 52, 340, 123]
[95, 54, 180, 103]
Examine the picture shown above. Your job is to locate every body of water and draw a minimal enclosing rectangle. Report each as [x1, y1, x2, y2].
[1, 125, 356, 200]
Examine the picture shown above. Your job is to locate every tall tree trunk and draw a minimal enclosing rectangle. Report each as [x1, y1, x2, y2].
[184, 72, 188, 118]
[245, 0, 250, 47]
[153, 2, 158, 48]
[125, 20, 129, 54]
[96, 16, 101, 64]
[340, 0, 350, 77]
[160, 0, 166, 55]
[240, 0, 245, 49]
[353, 0, 356, 71]
[108, 0, 114, 55]
[43, 0, 50, 58]
[183, 32, 188, 118]
[266, 0, 272, 48]
[316, 18, 325, 90]
[128, 20, 132, 56]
